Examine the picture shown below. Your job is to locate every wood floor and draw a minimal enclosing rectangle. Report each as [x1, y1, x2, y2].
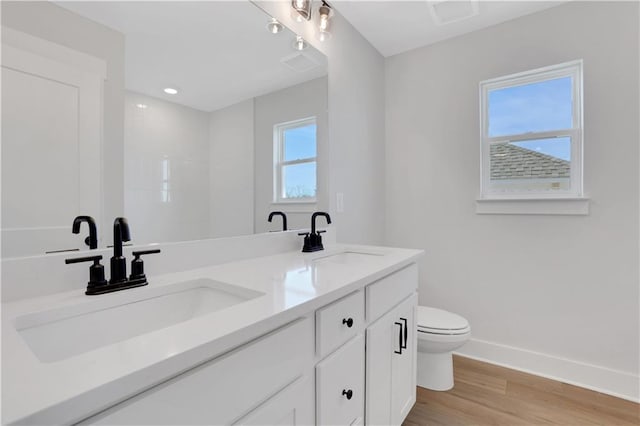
[403, 356, 640, 426]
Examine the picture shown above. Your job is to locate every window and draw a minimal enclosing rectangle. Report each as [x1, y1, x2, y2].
[274, 117, 317, 202]
[480, 60, 583, 199]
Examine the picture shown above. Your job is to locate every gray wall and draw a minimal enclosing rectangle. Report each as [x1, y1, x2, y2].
[1, 1, 125, 244]
[385, 1, 639, 397]
[209, 99, 255, 238]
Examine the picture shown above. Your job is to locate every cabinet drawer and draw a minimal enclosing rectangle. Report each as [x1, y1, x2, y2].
[366, 264, 417, 322]
[316, 335, 365, 426]
[316, 290, 364, 358]
[79, 317, 314, 425]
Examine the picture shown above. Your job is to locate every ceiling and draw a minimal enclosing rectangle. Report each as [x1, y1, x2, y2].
[335, 1, 565, 57]
[55, 1, 327, 112]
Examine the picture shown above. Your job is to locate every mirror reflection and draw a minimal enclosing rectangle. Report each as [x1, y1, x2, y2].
[1, 1, 328, 258]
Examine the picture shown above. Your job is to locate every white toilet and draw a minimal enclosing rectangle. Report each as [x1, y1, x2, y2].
[416, 306, 471, 391]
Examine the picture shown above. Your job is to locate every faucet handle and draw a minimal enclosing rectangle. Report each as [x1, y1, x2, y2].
[298, 232, 310, 236]
[65, 254, 103, 264]
[65, 255, 108, 294]
[130, 249, 161, 282]
[317, 230, 326, 234]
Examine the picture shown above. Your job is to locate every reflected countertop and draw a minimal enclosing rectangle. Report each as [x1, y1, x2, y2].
[2, 243, 423, 425]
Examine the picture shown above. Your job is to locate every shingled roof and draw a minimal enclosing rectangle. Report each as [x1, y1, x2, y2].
[490, 143, 570, 180]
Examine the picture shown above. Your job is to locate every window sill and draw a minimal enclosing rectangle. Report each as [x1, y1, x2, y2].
[271, 200, 317, 213]
[475, 197, 589, 215]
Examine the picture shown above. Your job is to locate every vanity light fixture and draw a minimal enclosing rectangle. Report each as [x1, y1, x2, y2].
[163, 87, 178, 95]
[291, 0, 312, 22]
[135, 103, 148, 109]
[293, 35, 308, 51]
[266, 18, 284, 34]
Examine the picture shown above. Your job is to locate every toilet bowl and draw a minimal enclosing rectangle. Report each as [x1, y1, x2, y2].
[417, 306, 471, 391]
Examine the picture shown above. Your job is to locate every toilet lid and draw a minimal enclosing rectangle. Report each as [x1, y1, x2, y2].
[417, 306, 470, 334]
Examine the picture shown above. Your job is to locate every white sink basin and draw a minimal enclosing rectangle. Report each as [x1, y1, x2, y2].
[312, 251, 384, 264]
[14, 279, 264, 363]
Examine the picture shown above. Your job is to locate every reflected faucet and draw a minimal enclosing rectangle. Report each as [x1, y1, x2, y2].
[72, 216, 98, 249]
[110, 217, 131, 284]
[268, 211, 288, 231]
[311, 212, 331, 235]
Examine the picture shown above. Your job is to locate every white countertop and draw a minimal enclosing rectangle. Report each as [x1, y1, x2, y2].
[2, 243, 422, 425]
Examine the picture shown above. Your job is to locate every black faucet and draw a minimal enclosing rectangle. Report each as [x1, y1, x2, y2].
[268, 211, 288, 231]
[110, 217, 131, 284]
[66, 217, 160, 295]
[300, 212, 332, 252]
[72, 216, 97, 249]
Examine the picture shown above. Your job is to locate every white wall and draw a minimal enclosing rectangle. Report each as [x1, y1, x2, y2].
[385, 1, 639, 400]
[253, 1, 386, 245]
[1, 1, 125, 244]
[254, 77, 329, 233]
[125, 92, 210, 244]
[209, 99, 255, 238]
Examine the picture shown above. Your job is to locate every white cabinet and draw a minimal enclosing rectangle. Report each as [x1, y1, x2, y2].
[365, 267, 418, 426]
[77, 263, 419, 426]
[316, 334, 365, 425]
[79, 318, 314, 425]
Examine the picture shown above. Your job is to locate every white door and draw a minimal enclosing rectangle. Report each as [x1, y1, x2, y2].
[1, 29, 105, 257]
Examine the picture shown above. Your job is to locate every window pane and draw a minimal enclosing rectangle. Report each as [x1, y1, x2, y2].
[490, 137, 571, 192]
[283, 162, 316, 199]
[284, 123, 316, 161]
[488, 76, 572, 137]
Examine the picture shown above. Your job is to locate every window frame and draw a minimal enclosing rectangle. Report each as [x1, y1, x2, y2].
[479, 60, 584, 200]
[273, 116, 318, 204]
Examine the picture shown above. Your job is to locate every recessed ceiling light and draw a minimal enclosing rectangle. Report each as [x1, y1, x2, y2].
[164, 87, 178, 95]
[136, 103, 148, 109]
[266, 18, 284, 34]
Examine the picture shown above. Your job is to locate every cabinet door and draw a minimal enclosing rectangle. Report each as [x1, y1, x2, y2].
[365, 293, 417, 426]
[234, 375, 314, 426]
[391, 294, 417, 424]
[78, 318, 313, 425]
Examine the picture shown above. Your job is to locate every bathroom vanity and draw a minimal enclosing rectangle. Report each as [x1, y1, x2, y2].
[2, 238, 422, 425]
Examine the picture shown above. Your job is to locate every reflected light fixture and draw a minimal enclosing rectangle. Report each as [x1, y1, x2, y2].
[163, 87, 178, 95]
[266, 17, 284, 34]
[135, 103, 148, 109]
[293, 35, 308, 51]
[317, 1, 333, 42]
[291, 0, 312, 22]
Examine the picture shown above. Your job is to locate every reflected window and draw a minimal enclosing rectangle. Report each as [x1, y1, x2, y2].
[274, 117, 317, 202]
[480, 61, 583, 198]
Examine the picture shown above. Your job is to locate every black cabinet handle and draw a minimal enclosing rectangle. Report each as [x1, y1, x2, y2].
[342, 317, 354, 328]
[394, 322, 403, 354]
[400, 317, 408, 349]
[342, 389, 353, 400]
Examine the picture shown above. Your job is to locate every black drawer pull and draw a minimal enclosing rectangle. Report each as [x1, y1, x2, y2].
[400, 317, 408, 349]
[342, 389, 353, 400]
[342, 317, 354, 328]
[394, 322, 403, 354]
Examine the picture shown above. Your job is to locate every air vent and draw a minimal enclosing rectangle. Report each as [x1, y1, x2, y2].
[428, 0, 479, 25]
[280, 52, 319, 73]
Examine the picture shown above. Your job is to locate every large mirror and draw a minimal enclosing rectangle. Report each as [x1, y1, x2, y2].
[1, 1, 328, 258]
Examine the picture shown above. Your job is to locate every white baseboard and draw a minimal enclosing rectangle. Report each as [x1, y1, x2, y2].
[454, 338, 640, 403]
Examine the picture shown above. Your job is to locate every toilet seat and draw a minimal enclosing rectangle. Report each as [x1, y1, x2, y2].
[417, 306, 470, 335]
